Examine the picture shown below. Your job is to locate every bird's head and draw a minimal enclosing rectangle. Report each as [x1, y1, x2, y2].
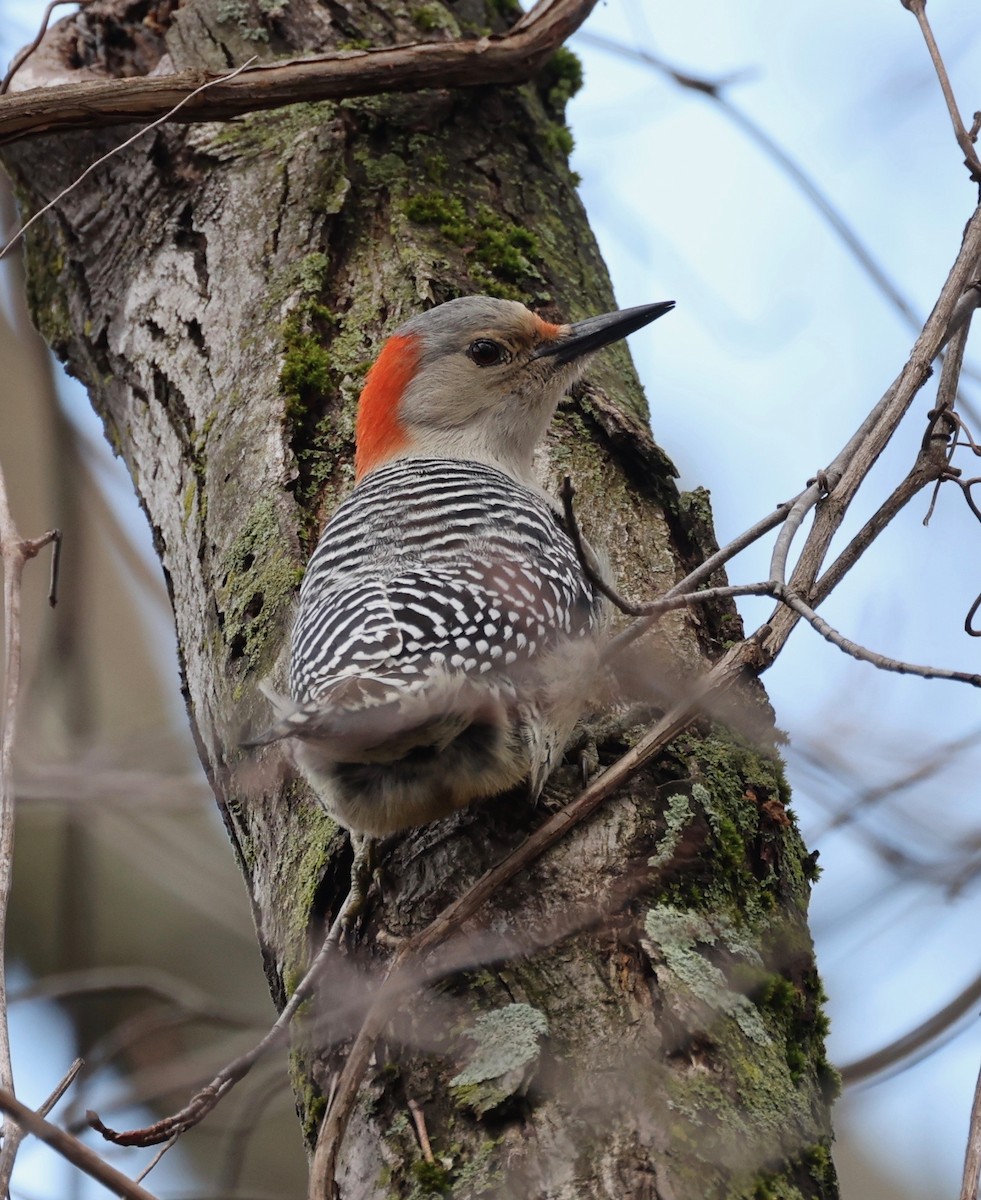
[354, 295, 674, 481]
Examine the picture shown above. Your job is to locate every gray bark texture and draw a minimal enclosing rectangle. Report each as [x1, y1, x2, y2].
[1, 1, 839, 1196]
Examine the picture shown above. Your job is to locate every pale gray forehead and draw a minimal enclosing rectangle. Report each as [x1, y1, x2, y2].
[396, 296, 532, 360]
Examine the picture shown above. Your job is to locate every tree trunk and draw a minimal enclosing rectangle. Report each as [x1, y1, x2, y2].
[1, 1, 838, 1195]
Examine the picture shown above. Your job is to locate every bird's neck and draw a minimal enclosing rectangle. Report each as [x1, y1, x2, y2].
[381, 436, 539, 486]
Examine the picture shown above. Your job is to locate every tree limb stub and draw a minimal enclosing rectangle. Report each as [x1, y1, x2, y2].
[0, 0, 597, 146]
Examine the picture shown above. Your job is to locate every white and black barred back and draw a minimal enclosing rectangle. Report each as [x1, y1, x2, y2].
[265, 457, 602, 834]
[291, 457, 599, 699]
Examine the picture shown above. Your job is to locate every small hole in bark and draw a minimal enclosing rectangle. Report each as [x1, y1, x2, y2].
[186, 318, 205, 353]
[229, 632, 246, 660]
[244, 592, 264, 619]
[241, 552, 255, 571]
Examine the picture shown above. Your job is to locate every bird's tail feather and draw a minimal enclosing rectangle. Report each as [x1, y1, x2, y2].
[241, 673, 509, 764]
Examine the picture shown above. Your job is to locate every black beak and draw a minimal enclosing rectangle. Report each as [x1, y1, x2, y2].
[532, 300, 675, 365]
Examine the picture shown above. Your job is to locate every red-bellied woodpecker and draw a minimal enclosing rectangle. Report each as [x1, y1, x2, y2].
[251, 295, 673, 836]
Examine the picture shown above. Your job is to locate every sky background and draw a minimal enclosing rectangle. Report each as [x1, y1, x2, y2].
[568, 3, 981, 1195]
[2, 0, 981, 1195]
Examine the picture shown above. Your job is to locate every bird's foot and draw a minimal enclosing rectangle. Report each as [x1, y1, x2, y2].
[564, 728, 601, 789]
[322, 835, 379, 947]
[343, 833, 378, 931]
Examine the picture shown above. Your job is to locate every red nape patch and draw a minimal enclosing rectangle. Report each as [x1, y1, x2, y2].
[355, 333, 421, 480]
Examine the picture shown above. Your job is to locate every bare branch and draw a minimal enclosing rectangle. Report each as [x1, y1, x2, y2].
[0, 1084, 160, 1200]
[768, 475, 832, 589]
[560, 475, 775, 619]
[134, 1134, 180, 1184]
[810, 284, 977, 617]
[0, 0, 96, 95]
[38, 1059, 84, 1118]
[88, 898, 353, 1146]
[961, 1060, 981, 1200]
[0, 0, 598, 146]
[840, 969, 981, 1086]
[604, 496, 802, 662]
[901, 0, 981, 181]
[811, 418, 955, 608]
[0, 58, 260, 261]
[567, 448, 980, 688]
[0, 461, 60, 1189]
[773, 584, 981, 687]
[0, 1055, 87, 1173]
[760, 216, 981, 662]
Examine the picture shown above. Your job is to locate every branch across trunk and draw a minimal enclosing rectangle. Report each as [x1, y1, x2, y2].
[0, 0, 599, 144]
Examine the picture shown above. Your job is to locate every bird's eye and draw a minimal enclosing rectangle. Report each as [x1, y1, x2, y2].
[467, 339, 507, 367]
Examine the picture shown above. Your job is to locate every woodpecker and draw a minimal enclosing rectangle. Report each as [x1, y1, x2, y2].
[251, 295, 673, 836]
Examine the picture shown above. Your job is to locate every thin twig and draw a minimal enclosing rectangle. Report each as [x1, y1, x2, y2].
[812, 287, 977, 610]
[569, 458, 979, 686]
[46, 527, 62, 606]
[0, 462, 60, 1191]
[0, 1084, 160, 1200]
[840, 970, 981, 1087]
[773, 584, 981, 687]
[579, 31, 981, 397]
[901, 0, 981, 182]
[38, 1058, 83, 1118]
[565, 464, 981, 687]
[88, 887, 355, 1146]
[960, 1060, 981, 1200]
[407, 1099, 434, 1164]
[760, 213, 981, 663]
[135, 1134, 180, 1184]
[811, 434, 953, 608]
[620, 581, 776, 616]
[0, 0, 96, 95]
[603, 495, 802, 662]
[0, 0, 599, 146]
[560, 476, 774, 617]
[768, 477, 828, 589]
[579, 32, 925, 334]
[0, 1054, 87, 1174]
[966, 586, 981, 637]
[0, 57, 259, 262]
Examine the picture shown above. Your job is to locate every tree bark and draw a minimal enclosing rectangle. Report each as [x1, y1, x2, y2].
[1, 1, 839, 1196]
